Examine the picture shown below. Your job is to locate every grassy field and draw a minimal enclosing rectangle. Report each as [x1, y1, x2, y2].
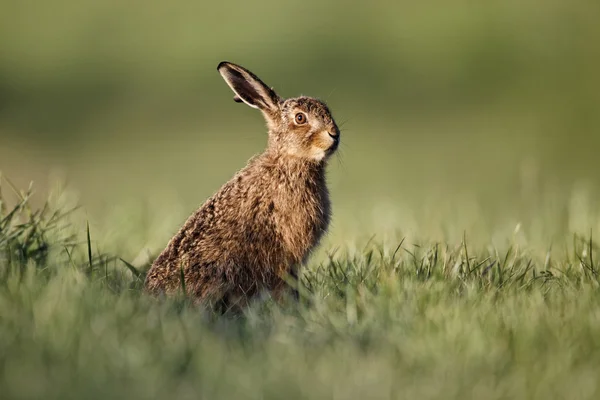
[2, 0, 600, 398]
[2, 177, 600, 400]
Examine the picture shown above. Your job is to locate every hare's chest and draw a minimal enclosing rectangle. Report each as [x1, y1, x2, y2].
[272, 184, 330, 263]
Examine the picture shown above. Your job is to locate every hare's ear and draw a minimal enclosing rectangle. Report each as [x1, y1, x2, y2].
[217, 61, 281, 113]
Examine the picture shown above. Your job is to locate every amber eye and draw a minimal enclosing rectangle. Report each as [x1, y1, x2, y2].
[294, 113, 307, 124]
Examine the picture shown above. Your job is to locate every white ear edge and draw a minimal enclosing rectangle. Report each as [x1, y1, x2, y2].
[217, 64, 260, 109]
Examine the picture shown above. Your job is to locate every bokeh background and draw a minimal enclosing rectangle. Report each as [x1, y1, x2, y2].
[1, 0, 599, 252]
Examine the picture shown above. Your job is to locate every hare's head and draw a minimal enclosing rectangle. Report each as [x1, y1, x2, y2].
[218, 61, 340, 162]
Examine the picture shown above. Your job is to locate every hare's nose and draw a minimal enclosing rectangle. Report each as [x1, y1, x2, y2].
[327, 131, 339, 140]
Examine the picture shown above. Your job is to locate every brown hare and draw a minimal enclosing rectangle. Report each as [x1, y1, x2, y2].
[144, 61, 340, 310]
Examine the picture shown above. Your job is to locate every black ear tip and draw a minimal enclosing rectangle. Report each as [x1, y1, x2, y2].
[233, 95, 243, 103]
[217, 61, 230, 71]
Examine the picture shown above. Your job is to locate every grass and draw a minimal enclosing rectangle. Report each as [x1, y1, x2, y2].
[2, 1, 600, 397]
[2, 179, 600, 399]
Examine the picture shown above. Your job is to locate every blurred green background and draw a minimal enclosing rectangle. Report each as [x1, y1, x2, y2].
[1, 0, 599, 248]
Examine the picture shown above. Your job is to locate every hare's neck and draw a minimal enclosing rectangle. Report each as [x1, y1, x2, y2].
[264, 152, 326, 184]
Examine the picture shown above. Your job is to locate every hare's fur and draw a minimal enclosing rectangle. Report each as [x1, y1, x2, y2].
[144, 62, 340, 309]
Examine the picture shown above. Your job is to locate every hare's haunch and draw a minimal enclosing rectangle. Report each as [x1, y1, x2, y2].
[144, 61, 340, 310]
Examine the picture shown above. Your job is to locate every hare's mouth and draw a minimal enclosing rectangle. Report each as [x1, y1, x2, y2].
[327, 135, 339, 155]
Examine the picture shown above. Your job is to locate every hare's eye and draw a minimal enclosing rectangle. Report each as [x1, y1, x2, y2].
[294, 113, 307, 125]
